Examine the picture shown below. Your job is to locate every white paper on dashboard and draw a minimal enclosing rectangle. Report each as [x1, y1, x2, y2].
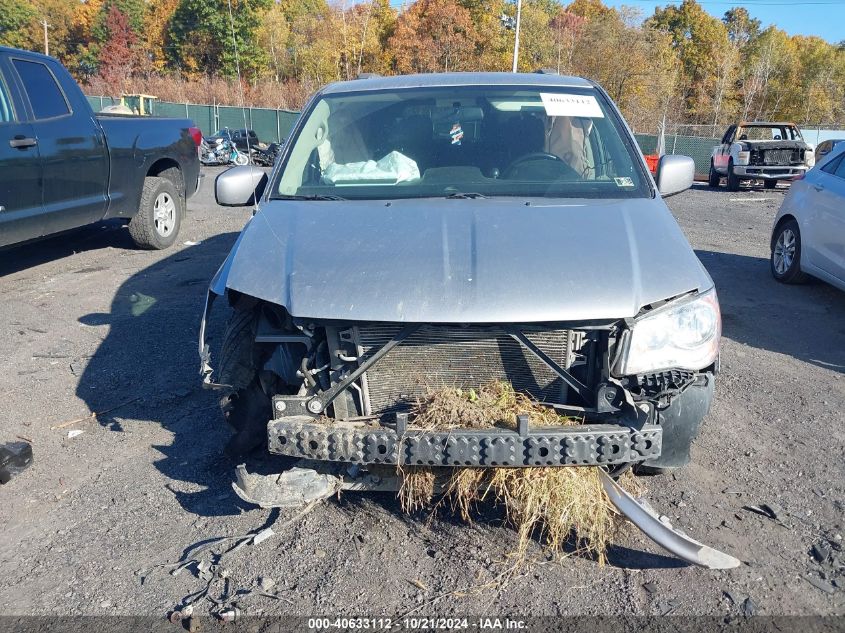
[540, 93, 604, 118]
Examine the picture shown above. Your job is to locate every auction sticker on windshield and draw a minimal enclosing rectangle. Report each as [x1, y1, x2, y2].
[540, 93, 604, 118]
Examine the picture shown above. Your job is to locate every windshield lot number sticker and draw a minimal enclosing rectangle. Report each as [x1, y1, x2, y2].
[540, 93, 604, 118]
[450, 122, 464, 145]
[614, 177, 635, 188]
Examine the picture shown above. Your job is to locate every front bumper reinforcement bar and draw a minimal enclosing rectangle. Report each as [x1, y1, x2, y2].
[267, 416, 662, 467]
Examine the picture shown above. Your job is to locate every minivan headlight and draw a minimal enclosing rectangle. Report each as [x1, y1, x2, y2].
[617, 289, 721, 375]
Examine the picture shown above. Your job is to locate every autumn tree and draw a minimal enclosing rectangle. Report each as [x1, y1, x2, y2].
[337, 0, 396, 79]
[647, 0, 732, 121]
[98, 5, 137, 91]
[549, 9, 584, 75]
[0, 0, 834, 125]
[144, 0, 181, 72]
[388, 0, 479, 73]
[566, 0, 613, 21]
[513, 0, 555, 71]
[288, 4, 343, 82]
[167, 0, 271, 78]
[256, 0, 290, 81]
[723, 7, 760, 48]
[0, 0, 38, 50]
[94, 0, 145, 43]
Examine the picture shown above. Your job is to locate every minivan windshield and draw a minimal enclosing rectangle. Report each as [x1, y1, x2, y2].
[272, 85, 648, 200]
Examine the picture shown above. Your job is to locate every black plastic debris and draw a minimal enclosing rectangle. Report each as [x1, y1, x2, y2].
[0, 442, 33, 484]
[742, 503, 782, 521]
[812, 542, 832, 564]
[742, 597, 757, 617]
[804, 574, 836, 594]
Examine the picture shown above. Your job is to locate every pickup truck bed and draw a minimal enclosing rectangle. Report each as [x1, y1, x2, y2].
[0, 47, 201, 250]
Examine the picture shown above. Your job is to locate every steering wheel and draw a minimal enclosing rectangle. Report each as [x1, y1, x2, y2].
[502, 152, 578, 180]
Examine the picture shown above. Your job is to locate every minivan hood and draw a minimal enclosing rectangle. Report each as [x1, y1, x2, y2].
[214, 197, 713, 323]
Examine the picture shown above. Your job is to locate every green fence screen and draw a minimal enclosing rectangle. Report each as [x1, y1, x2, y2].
[634, 133, 719, 181]
[86, 96, 300, 144]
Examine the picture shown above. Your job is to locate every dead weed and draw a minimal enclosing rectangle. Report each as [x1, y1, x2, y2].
[397, 381, 644, 566]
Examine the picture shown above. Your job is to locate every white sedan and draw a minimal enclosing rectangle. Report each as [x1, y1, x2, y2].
[771, 143, 845, 291]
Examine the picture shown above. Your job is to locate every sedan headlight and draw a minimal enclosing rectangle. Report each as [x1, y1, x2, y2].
[617, 289, 721, 375]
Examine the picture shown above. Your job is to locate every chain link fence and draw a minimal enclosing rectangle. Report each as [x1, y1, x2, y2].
[86, 95, 300, 144]
[633, 132, 718, 181]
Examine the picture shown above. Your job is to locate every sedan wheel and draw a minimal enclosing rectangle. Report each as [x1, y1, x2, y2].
[771, 219, 809, 284]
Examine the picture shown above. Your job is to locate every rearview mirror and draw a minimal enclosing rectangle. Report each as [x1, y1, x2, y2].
[655, 155, 694, 197]
[215, 166, 268, 206]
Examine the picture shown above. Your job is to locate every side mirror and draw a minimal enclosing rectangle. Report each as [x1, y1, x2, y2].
[215, 166, 268, 206]
[655, 155, 695, 197]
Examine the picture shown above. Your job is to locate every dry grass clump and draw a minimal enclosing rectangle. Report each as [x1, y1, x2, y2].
[411, 381, 568, 430]
[398, 467, 439, 514]
[398, 381, 644, 566]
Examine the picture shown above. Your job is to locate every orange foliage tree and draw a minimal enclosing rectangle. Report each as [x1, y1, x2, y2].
[388, 0, 479, 73]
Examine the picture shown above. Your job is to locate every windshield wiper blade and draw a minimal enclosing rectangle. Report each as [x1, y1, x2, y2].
[445, 192, 487, 199]
[276, 194, 347, 201]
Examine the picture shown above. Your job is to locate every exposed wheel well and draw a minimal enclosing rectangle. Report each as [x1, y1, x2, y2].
[147, 159, 184, 197]
[771, 214, 798, 250]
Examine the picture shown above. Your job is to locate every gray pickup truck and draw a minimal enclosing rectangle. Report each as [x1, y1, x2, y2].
[709, 121, 814, 191]
[0, 47, 201, 250]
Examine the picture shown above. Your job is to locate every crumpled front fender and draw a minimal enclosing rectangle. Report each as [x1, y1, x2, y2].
[209, 224, 250, 297]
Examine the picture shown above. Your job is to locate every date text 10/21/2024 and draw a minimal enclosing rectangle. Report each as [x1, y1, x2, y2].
[307, 618, 528, 630]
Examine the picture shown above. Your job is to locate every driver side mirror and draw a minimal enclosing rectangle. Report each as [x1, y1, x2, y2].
[656, 155, 694, 197]
[215, 166, 268, 206]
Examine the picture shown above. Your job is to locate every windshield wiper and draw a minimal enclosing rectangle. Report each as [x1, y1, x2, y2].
[445, 192, 488, 199]
[275, 194, 347, 201]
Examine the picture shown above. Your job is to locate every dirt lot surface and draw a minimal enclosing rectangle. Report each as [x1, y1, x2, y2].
[1, 172, 843, 619]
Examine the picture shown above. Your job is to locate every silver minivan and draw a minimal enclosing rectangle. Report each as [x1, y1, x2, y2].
[201, 73, 720, 478]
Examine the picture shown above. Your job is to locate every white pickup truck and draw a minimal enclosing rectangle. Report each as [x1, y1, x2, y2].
[709, 122, 814, 191]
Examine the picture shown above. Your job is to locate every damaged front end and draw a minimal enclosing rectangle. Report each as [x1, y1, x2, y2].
[198, 290, 736, 569]
[200, 290, 718, 473]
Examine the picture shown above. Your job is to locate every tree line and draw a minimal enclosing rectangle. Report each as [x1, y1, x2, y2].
[1, 0, 844, 130]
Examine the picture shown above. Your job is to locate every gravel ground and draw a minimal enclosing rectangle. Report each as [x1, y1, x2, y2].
[0, 172, 843, 620]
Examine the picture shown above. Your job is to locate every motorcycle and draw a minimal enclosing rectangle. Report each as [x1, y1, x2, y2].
[200, 137, 250, 166]
[249, 142, 283, 167]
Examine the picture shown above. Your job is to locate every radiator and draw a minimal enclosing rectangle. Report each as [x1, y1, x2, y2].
[354, 324, 577, 415]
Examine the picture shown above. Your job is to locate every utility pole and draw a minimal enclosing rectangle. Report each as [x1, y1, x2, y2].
[511, 0, 522, 72]
[41, 19, 50, 56]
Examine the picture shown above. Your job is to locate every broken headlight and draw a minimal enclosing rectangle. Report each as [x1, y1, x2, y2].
[617, 289, 720, 375]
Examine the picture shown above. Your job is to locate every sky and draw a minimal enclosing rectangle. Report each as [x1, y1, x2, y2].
[596, 0, 843, 44]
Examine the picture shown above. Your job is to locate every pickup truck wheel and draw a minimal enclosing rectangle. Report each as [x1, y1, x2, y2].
[771, 219, 809, 284]
[707, 162, 720, 187]
[218, 301, 272, 458]
[128, 176, 182, 249]
[726, 159, 740, 192]
[763, 180, 777, 189]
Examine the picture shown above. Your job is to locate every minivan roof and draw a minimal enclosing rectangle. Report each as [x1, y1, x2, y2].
[321, 72, 594, 95]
